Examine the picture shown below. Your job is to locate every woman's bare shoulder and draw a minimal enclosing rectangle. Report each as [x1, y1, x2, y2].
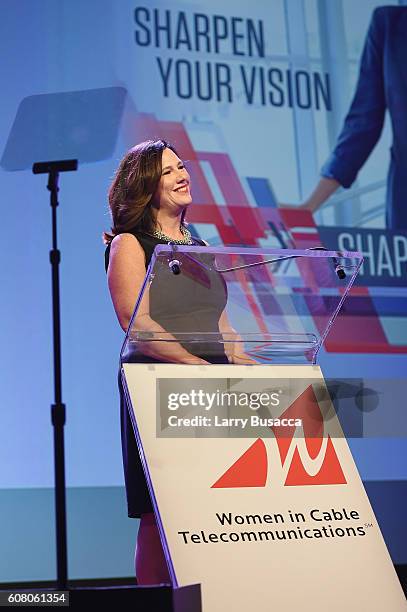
[110, 233, 144, 253]
[108, 233, 146, 270]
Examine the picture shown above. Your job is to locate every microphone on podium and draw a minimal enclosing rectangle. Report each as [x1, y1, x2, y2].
[169, 259, 181, 275]
[168, 242, 182, 275]
[307, 246, 346, 279]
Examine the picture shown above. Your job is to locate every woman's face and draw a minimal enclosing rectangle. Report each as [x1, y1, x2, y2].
[152, 147, 192, 213]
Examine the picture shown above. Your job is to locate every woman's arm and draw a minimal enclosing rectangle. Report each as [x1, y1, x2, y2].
[107, 233, 208, 364]
[297, 177, 340, 213]
[280, 177, 340, 213]
[218, 310, 257, 364]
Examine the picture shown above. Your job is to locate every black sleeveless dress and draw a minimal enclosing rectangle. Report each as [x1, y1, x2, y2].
[105, 231, 228, 517]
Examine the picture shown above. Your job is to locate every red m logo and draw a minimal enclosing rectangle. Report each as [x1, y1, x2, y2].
[211, 386, 346, 488]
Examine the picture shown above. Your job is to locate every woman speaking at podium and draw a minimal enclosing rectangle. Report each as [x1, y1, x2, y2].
[104, 140, 253, 585]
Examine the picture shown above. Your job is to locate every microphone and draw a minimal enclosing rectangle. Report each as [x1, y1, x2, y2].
[307, 247, 346, 279]
[334, 262, 346, 280]
[169, 259, 181, 275]
[168, 242, 181, 275]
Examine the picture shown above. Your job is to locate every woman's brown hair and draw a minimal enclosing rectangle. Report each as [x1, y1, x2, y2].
[103, 139, 186, 244]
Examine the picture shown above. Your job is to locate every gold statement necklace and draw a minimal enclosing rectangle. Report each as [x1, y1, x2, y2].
[150, 225, 193, 245]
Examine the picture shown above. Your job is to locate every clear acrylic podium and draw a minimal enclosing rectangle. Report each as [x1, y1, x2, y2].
[121, 245, 362, 365]
[120, 246, 406, 612]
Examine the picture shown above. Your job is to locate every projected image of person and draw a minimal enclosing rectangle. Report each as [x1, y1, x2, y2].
[104, 139, 254, 585]
[299, 6, 407, 230]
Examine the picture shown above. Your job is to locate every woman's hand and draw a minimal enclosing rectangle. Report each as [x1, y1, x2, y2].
[177, 355, 210, 365]
[227, 352, 258, 365]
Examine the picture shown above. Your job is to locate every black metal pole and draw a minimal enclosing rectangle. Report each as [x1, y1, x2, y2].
[47, 170, 68, 590]
[33, 159, 77, 591]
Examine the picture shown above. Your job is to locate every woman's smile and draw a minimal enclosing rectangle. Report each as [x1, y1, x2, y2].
[173, 183, 190, 194]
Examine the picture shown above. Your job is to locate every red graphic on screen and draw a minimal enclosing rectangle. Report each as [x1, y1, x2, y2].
[211, 386, 346, 488]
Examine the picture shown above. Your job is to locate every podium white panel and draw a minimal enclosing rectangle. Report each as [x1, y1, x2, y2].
[123, 363, 406, 612]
